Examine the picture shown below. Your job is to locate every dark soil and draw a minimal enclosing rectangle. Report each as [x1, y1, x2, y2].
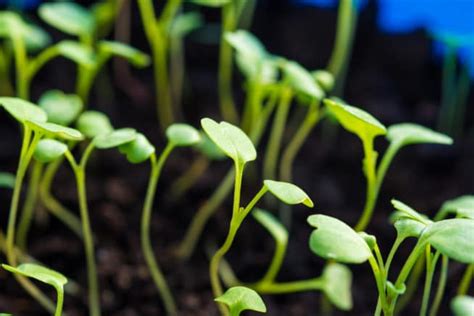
[0, 1, 473, 315]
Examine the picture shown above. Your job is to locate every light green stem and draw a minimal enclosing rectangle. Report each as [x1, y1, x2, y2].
[385, 236, 405, 276]
[429, 255, 448, 316]
[17, 160, 44, 251]
[141, 145, 177, 316]
[420, 247, 440, 316]
[457, 264, 473, 295]
[0, 46, 14, 95]
[256, 277, 324, 294]
[55, 288, 64, 316]
[11, 33, 28, 99]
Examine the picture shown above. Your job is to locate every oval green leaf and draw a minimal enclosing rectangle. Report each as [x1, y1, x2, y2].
[307, 214, 372, 264]
[322, 262, 353, 311]
[98, 41, 150, 68]
[119, 133, 155, 164]
[201, 118, 256, 164]
[24, 23, 51, 53]
[26, 120, 84, 141]
[34, 139, 68, 163]
[387, 123, 453, 147]
[0, 172, 15, 189]
[393, 217, 426, 239]
[0, 97, 47, 124]
[324, 98, 387, 140]
[391, 199, 432, 225]
[312, 70, 334, 92]
[93, 128, 137, 149]
[39, 2, 94, 36]
[264, 180, 313, 207]
[439, 195, 474, 219]
[166, 123, 201, 147]
[56, 41, 95, 67]
[2, 263, 67, 290]
[283, 60, 324, 100]
[215, 286, 266, 315]
[451, 296, 474, 316]
[76, 111, 113, 139]
[422, 218, 474, 264]
[38, 90, 83, 126]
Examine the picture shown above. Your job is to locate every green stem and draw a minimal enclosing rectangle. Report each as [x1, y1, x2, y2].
[395, 255, 426, 315]
[327, 0, 357, 96]
[354, 139, 378, 231]
[263, 87, 292, 182]
[39, 159, 83, 238]
[141, 145, 177, 316]
[169, 34, 185, 120]
[385, 236, 405, 276]
[11, 33, 28, 99]
[0, 46, 14, 96]
[368, 255, 389, 314]
[256, 277, 324, 294]
[457, 264, 473, 295]
[420, 247, 440, 316]
[26, 44, 60, 82]
[218, 2, 239, 124]
[55, 288, 64, 316]
[16, 160, 44, 251]
[429, 255, 448, 316]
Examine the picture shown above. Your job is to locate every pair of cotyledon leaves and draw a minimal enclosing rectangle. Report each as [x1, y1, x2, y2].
[324, 98, 453, 147]
[201, 118, 313, 208]
[225, 30, 326, 100]
[308, 199, 474, 265]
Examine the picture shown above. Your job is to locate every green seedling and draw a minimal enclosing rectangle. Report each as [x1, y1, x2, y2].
[451, 296, 474, 316]
[0, 12, 94, 99]
[2, 263, 68, 316]
[119, 123, 200, 316]
[325, 98, 453, 231]
[215, 286, 267, 315]
[38, 2, 149, 103]
[307, 198, 474, 316]
[137, 0, 187, 131]
[201, 118, 313, 315]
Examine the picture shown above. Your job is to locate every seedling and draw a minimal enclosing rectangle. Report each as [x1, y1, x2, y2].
[200, 118, 313, 315]
[2, 263, 68, 316]
[215, 286, 267, 315]
[325, 98, 453, 231]
[121, 123, 200, 316]
[307, 199, 474, 316]
[0, 12, 94, 99]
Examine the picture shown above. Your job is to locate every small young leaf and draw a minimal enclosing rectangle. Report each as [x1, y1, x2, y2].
[225, 30, 267, 63]
[263, 180, 313, 207]
[0, 172, 15, 189]
[422, 219, 474, 264]
[439, 195, 474, 219]
[98, 41, 150, 68]
[201, 118, 256, 164]
[252, 208, 288, 244]
[25, 120, 84, 141]
[76, 111, 114, 138]
[119, 133, 155, 164]
[387, 123, 453, 147]
[56, 41, 95, 67]
[24, 23, 51, 53]
[188, 0, 231, 7]
[215, 286, 267, 315]
[393, 217, 426, 239]
[2, 263, 67, 290]
[197, 133, 226, 160]
[451, 295, 474, 316]
[38, 90, 83, 126]
[391, 200, 432, 225]
[307, 214, 372, 264]
[93, 128, 137, 149]
[324, 99, 386, 140]
[283, 61, 324, 100]
[34, 139, 68, 163]
[322, 263, 353, 311]
[39, 2, 94, 36]
[0, 97, 47, 123]
[166, 123, 201, 147]
[312, 70, 334, 92]
[358, 232, 377, 250]
[170, 12, 203, 38]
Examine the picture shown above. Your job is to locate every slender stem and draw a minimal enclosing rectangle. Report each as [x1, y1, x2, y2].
[11, 32, 28, 99]
[39, 159, 83, 238]
[76, 54, 108, 105]
[218, 2, 239, 124]
[169, 34, 185, 120]
[367, 255, 388, 314]
[55, 288, 64, 316]
[26, 45, 60, 81]
[457, 264, 473, 295]
[263, 87, 292, 182]
[429, 255, 448, 316]
[420, 247, 440, 316]
[256, 277, 324, 294]
[0, 46, 14, 96]
[16, 160, 44, 251]
[385, 236, 405, 276]
[375, 142, 401, 196]
[141, 145, 177, 316]
[373, 242, 386, 279]
[327, 0, 357, 96]
[354, 139, 377, 231]
[395, 255, 426, 315]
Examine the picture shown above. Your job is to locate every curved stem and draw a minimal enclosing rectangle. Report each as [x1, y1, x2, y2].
[457, 264, 473, 296]
[26, 45, 60, 81]
[141, 145, 177, 316]
[395, 254, 426, 315]
[420, 247, 440, 316]
[256, 277, 324, 294]
[16, 160, 44, 251]
[54, 288, 64, 316]
[11, 33, 28, 99]
[367, 255, 388, 314]
[385, 236, 405, 276]
[429, 255, 448, 316]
